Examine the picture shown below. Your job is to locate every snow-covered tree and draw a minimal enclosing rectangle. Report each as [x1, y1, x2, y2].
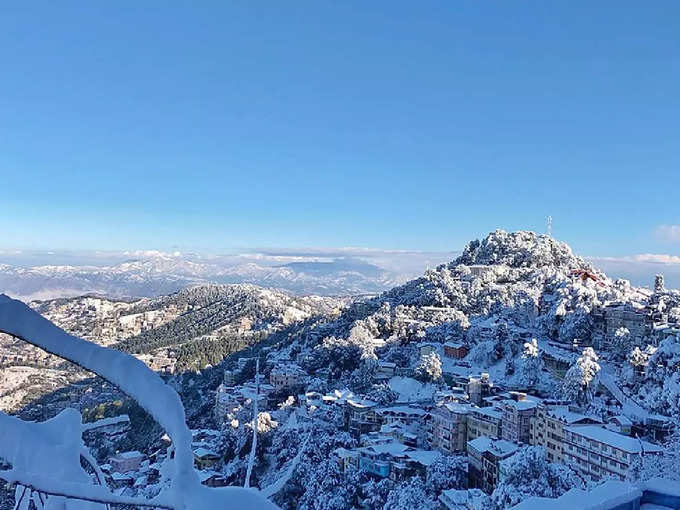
[382, 478, 437, 510]
[416, 352, 442, 382]
[610, 327, 632, 360]
[425, 454, 467, 495]
[628, 430, 680, 483]
[514, 339, 543, 389]
[561, 347, 600, 404]
[362, 478, 395, 509]
[349, 359, 377, 393]
[491, 446, 584, 509]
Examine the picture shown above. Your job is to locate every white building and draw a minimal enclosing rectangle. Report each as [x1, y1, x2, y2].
[563, 425, 664, 481]
[110, 451, 145, 473]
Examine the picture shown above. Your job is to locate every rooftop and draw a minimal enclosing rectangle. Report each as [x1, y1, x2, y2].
[467, 437, 519, 457]
[564, 425, 664, 454]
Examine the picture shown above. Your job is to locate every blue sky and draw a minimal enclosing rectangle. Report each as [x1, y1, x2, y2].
[0, 1, 678, 259]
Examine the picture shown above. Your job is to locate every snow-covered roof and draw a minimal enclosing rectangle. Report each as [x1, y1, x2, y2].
[112, 451, 144, 460]
[510, 480, 641, 509]
[443, 403, 471, 414]
[359, 442, 410, 456]
[82, 414, 130, 431]
[405, 450, 441, 467]
[471, 406, 502, 420]
[193, 447, 220, 459]
[564, 425, 664, 454]
[333, 447, 360, 459]
[347, 397, 378, 409]
[467, 437, 519, 457]
[501, 399, 538, 411]
[547, 407, 602, 425]
[611, 415, 633, 426]
[444, 342, 465, 349]
[377, 405, 427, 416]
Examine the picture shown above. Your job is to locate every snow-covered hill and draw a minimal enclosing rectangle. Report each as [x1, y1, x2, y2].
[0, 253, 420, 300]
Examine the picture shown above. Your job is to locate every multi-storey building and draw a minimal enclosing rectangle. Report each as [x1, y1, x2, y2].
[467, 437, 519, 494]
[467, 407, 503, 441]
[529, 404, 603, 463]
[377, 405, 427, 428]
[347, 398, 380, 437]
[269, 363, 306, 390]
[428, 403, 470, 453]
[214, 383, 240, 423]
[110, 451, 145, 473]
[592, 302, 651, 348]
[563, 425, 664, 481]
[467, 374, 493, 406]
[499, 393, 537, 444]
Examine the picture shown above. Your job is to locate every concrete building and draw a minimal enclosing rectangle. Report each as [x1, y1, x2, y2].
[110, 451, 145, 473]
[593, 302, 650, 348]
[193, 447, 220, 469]
[499, 393, 537, 444]
[347, 398, 380, 438]
[467, 374, 493, 406]
[444, 342, 469, 359]
[467, 407, 503, 441]
[269, 363, 306, 390]
[563, 425, 664, 482]
[467, 437, 519, 494]
[428, 403, 470, 453]
[510, 478, 680, 510]
[214, 383, 240, 423]
[529, 404, 603, 463]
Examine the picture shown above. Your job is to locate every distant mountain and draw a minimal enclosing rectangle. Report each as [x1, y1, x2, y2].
[0, 253, 422, 300]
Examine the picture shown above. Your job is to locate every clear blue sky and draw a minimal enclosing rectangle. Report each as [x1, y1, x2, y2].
[1, 1, 678, 256]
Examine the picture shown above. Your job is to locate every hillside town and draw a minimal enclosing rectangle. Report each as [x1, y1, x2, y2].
[3, 231, 680, 510]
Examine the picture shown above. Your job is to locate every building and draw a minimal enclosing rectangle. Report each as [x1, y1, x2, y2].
[529, 404, 603, 463]
[467, 437, 519, 494]
[606, 415, 633, 436]
[193, 447, 221, 469]
[439, 489, 491, 510]
[510, 478, 680, 510]
[592, 302, 650, 348]
[269, 363, 306, 390]
[444, 342, 469, 359]
[214, 383, 240, 423]
[467, 374, 493, 406]
[333, 447, 360, 473]
[376, 361, 397, 380]
[467, 407, 503, 441]
[82, 414, 131, 443]
[223, 369, 236, 386]
[563, 425, 664, 481]
[110, 451, 145, 473]
[377, 405, 427, 428]
[418, 342, 437, 357]
[429, 403, 470, 453]
[499, 393, 537, 444]
[347, 398, 380, 437]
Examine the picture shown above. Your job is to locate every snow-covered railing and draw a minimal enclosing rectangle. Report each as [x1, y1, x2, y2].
[0, 294, 277, 510]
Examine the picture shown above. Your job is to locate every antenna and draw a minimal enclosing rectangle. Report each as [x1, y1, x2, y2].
[546, 216, 553, 238]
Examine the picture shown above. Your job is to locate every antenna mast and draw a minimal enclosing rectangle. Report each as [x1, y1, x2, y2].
[546, 216, 553, 238]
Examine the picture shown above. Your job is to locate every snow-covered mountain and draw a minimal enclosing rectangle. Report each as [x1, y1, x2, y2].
[0, 254, 419, 300]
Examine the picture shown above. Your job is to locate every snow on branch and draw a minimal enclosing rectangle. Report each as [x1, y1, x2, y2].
[0, 294, 277, 510]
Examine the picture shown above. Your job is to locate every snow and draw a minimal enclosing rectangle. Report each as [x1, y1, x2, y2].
[82, 415, 130, 431]
[467, 437, 519, 456]
[388, 376, 437, 402]
[405, 450, 441, 467]
[0, 294, 278, 509]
